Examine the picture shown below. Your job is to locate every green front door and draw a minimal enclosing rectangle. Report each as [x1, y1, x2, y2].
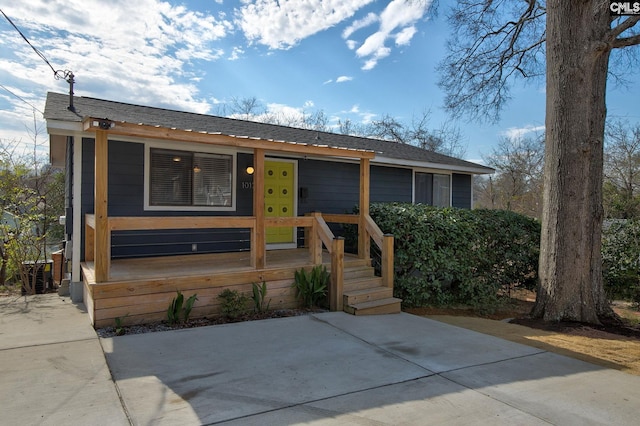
[265, 160, 295, 245]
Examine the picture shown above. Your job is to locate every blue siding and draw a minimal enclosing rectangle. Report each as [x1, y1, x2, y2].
[298, 160, 359, 215]
[371, 165, 412, 203]
[297, 160, 412, 215]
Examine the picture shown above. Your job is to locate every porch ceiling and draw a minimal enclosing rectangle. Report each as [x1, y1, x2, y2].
[82, 117, 376, 160]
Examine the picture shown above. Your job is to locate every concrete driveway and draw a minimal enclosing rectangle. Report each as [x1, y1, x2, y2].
[3, 294, 640, 425]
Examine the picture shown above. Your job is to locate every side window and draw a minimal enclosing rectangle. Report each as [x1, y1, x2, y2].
[415, 172, 450, 207]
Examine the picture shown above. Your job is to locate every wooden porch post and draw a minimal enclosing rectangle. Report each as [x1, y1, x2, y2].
[252, 148, 266, 269]
[382, 234, 394, 288]
[358, 158, 370, 260]
[308, 212, 323, 265]
[94, 130, 110, 282]
[330, 237, 344, 311]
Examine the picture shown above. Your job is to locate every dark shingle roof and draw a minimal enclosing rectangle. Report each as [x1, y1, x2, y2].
[44, 92, 493, 173]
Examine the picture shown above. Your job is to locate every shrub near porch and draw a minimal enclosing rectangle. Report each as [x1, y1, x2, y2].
[366, 203, 541, 311]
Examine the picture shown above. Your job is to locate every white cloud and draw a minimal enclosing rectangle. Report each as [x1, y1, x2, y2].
[337, 104, 376, 125]
[347, 0, 432, 70]
[395, 26, 416, 46]
[360, 111, 377, 124]
[501, 125, 546, 140]
[228, 46, 245, 61]
[236, 0, 373, 49]
[336, 76, 353, 83]
[0, 0, 233, 141]
[342, 12, 378, 39]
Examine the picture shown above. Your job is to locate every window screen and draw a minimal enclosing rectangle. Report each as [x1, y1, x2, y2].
[415, 172, 433, 204]
[415, 172, 450, 207]
[432, 174, 450, 207]
[150, 149, 233, 207]
[192, 153, 233, 206]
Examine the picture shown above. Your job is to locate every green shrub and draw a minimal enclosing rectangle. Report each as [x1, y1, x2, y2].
[293, 265, 329, 308]
[602, 220, 640, 304]
[114, 315, 128, 336]
[352, 203, 541, 312]
[218, 288, 249, 319]
[167, 290, 198, 325]
[183, 293, 198, 322]
[167, 291, 184, 325]
[251, 281, 271, 313]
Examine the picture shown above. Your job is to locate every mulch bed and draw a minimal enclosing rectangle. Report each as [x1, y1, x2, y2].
[96, 308, 326, 338]
[511, 316, 640, 340]
[406, 296, 640, 341]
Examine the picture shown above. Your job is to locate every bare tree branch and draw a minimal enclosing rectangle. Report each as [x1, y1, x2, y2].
[438, 0, 546, 122]
[609, 15, 640, 40]
[612, 33, 640, 49]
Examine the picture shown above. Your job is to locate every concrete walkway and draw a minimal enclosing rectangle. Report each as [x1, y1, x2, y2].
[2, 294, 640, 425]
[0, 294, 128, 425]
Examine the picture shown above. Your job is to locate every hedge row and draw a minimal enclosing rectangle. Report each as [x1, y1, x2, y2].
[602, 220, 640, 304]
[349, 204, 640, 310]
[362, 203, 541, 309]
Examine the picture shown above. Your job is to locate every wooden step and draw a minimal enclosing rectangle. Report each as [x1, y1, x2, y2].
[343, 265, 376, 280]
[341, 258, 371, 268]
[344, 297, 402, 315]
[343, 276, 383, 292]
[343, 286, 393, 305]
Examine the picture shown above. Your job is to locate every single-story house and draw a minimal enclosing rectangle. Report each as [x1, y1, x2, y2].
[44, 91, 493, 327]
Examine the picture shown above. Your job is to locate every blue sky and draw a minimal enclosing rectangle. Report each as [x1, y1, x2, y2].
[0, 0, 638, 164]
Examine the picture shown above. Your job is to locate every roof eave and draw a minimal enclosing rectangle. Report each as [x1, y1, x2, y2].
[375, 155, 494, 175]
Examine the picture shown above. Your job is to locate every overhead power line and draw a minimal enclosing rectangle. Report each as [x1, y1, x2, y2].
[1, 8, 76, 110]
[0, 8, 64, 78]
[0, 84, 44, 114]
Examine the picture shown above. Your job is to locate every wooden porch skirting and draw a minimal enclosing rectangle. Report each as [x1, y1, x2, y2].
[81, 249, 366, 328]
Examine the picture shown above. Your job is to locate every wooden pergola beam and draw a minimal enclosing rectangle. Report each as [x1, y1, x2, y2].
[82, 118, 375, 160]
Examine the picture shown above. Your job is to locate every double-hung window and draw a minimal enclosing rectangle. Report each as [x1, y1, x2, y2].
[149, 148, 233, 208]
[415, 172, 450, 207]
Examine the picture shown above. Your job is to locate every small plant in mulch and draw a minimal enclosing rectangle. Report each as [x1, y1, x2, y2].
[114, 315, 128, 336]
[293, 265, 329, 308]
[218, 288, 249, 320]
[251, 281, 271, 314]
[167, 290, 198, 325]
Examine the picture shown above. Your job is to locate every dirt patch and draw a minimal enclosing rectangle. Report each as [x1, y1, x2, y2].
[406, 294, 640, 376]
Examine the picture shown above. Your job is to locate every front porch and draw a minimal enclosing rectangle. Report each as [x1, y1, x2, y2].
[81, 118, 400, 327]
[82, 211, 399, 328]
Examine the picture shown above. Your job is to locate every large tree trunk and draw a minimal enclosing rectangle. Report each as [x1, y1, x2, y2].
[534, 1, 614, 323]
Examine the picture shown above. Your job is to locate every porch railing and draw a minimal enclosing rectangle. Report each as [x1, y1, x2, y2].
[84, 212, 393, 311]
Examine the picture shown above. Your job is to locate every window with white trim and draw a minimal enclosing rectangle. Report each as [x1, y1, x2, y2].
[149, 149, 233, 207]
[415, 172, 450, 207]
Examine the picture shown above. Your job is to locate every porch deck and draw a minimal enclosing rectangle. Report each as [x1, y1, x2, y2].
[82, 248, 342, 284]
[81, 249, 372, 328]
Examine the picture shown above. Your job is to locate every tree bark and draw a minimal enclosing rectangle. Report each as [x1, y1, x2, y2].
[534, 1, 614, 323]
